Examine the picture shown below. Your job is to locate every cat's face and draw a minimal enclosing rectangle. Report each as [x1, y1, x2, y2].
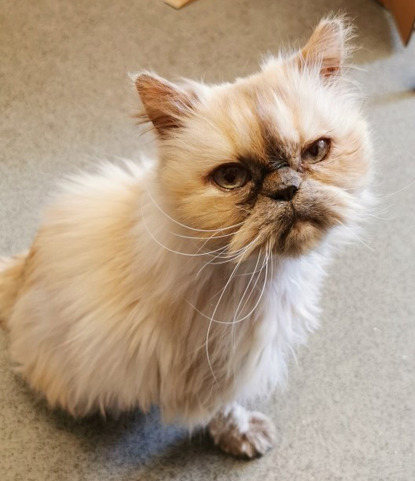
[136, 18, 372, 258]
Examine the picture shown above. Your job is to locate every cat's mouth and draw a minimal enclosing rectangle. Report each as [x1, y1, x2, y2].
[229, 188, 347, 259]
[274, 203, 336, 256]
[278, 218, 324, 256]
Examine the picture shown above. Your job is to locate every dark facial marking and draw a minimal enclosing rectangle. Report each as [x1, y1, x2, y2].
[236, 155, 268, 207]
[264, 133, 291, 170]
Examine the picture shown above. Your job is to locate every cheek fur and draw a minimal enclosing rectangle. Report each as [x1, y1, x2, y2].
[229, 179, 355, 258]
[308, 131, 372, 193]
[160, 169, 250, 239]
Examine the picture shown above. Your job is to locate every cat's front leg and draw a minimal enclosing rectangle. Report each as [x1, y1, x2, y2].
[208, 403, 276, 458]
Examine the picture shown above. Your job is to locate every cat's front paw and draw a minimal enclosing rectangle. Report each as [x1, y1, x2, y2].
[208, 404, 276, 458]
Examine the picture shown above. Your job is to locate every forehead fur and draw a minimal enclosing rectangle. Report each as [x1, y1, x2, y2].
[170, 56, 362, 174]
[137, 18, 372, 257]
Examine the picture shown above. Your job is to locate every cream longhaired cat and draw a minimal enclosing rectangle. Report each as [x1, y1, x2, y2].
[0, 18, 372, 458]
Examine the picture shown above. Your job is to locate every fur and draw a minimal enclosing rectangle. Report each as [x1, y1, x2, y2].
[0, 17, 372, 457]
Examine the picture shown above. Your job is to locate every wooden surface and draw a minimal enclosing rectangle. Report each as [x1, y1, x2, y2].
[164, 0, 195, 9]
[376, 0, 415, 44]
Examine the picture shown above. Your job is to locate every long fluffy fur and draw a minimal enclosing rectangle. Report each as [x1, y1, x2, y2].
[0, 18, 372, 431]
[2, 162, 326, 423]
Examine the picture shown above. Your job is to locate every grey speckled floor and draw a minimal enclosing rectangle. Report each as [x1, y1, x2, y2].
[1, 1, 414, 480]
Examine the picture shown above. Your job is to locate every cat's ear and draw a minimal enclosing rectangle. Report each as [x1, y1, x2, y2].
[134, 72, 196, 137]
[299, 17, 352, 79]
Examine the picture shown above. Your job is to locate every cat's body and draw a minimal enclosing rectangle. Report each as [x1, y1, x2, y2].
[1, 162, 324, 423]
[0, 18, 372, 457]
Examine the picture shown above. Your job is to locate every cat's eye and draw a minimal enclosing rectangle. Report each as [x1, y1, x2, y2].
[302, 138, 331, 163]
[211, 163, 250, 190]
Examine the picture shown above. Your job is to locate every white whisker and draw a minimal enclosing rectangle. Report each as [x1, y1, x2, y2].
[188, 247, 270, 326]
[379, 179, 415, 200]
[336, 220, 375, 252]
[232, 250, 265, 322]
[230, 248, 270, 325]
[204, 250, 246, 384]
[365, 212, 394, 222]
[142, 209, 238, 258]
[195, 234, 261, 279]
[145, 188, 244, 233]
[171, 230, 238, 241]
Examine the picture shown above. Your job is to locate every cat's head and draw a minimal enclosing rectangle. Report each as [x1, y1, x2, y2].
[135, 17, 372, 259]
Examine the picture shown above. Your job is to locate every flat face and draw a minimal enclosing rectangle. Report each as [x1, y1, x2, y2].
[160, 60, 372, 257]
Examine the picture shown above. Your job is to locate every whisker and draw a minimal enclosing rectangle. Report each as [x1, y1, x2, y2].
[233, 258, 269, 277]
[188, 247, 270, 325]
[170, 230, 238, 241]
[195, 234, 261, 279]
[145, 188, 244, 233]
[336, 220, 376, 252]
[228, 250, 263, 356]
[232, 249, 265, 322]
[194, 229, 236, 256]
[207, 243, 265, 305]
[142, 209, 236, 258]
[365, 212, 394, 222]
[195, 246, 246, 280]
[195, 248, 230, 280]
[379, 179, 415, 200]
[209, 249, 266, 310]
[204, 249, 246, 384]
[229, 248, 270, 325]
[206, 235, 262, 264]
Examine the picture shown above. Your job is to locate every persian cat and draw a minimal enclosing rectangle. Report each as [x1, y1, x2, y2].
[0, 17, 372, 458]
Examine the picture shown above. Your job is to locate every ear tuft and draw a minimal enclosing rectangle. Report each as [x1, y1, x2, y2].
[300, 16, 354, 79]
[134, 72, 195, 136]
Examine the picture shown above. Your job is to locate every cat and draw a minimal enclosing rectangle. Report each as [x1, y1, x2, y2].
[0, 17, 372, 458]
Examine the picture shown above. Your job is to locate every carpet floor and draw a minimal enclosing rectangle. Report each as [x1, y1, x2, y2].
[1, 1, 414, 480]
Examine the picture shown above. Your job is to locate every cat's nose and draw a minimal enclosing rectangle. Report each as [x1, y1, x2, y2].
[272, 185, 298, 202]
